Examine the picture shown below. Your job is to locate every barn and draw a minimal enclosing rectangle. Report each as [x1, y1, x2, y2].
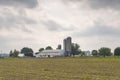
[35, 37, 72, 58]
[35, 50, 64, 58]
[18, 53, 25, 57]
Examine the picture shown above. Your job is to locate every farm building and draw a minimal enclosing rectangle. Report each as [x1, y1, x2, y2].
[35, 50, 64, 58]
[64, 37, 72, 56]
[18, 53, 25, 57]
[84, 51, 92, 56]
[35, 37, 72, 58]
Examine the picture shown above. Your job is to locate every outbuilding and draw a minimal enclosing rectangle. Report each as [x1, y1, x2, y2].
[18, 53, 25, 57]
[35, 50, 64, 58]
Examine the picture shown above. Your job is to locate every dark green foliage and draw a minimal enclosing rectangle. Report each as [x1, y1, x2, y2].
[57, 45, 61, 50]
[21, 47, 33, 57]
[39, 48, 44, 52]
[81, 51, 85, 56]
[99, 47, 112, 57]
[45, 46, 53, 50]
[9, 50, 13, 57]
[92, 50, 98, 56]
[114, 47, 120, 56]
[10, 49, 19, 57]
[71, 43, 81, 56]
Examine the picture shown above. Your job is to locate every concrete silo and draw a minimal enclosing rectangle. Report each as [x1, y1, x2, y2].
[63, 37, 72, 56]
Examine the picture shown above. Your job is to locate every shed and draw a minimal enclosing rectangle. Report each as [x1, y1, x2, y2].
[18, 53, 25, 57]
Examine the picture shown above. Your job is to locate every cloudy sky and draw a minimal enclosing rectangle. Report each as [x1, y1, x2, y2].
[0, 0, 120, 53]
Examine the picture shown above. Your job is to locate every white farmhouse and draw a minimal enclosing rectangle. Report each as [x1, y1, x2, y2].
[84, 50, 92, 56]
[35, 50, 64, 58]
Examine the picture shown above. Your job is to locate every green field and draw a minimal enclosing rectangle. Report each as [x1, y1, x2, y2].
[0, 57, 120, 80]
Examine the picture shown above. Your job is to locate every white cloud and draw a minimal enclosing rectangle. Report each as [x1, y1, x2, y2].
[0, 0, 120, 53]
[73, 21, 120, 37]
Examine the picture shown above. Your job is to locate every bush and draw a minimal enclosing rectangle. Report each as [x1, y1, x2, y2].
[114, 47, 120, 56]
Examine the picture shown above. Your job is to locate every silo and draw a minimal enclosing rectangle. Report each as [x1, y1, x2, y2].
[63, 39, 67, 52]
[63, 37, 72, 56]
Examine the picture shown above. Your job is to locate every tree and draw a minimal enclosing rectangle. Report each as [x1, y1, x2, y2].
[9, 50, 13, 57]
[10, 49, 19, 57]
[56, 44, 61, 50]
[45, 46, 53, 50]
[71, 43, 81, 56]
[21, 47, 33, 57]
[39, 48, 44, 52]
[99, 47, 112, 57]
[81, 51, 85, 56]
[92, 50, 98, 56]
[114, 47, 120, 56]
[13, 49, 19, 57]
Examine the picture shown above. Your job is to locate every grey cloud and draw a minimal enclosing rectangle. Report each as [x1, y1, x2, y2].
[64, 0, 120, 10]
[74, 22, 120, 37]
[42, 20, 74, 31]
[0, 0, 38, 8]
[0, 10, 36, 32]
[87, 0, 120, 9]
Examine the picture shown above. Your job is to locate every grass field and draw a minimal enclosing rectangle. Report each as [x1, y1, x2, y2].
[0, 57, 120, 80]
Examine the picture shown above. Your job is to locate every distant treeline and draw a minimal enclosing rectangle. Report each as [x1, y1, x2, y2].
[9, 43, 120, 57]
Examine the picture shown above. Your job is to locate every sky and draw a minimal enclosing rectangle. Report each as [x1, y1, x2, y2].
[0, 0, 120, 53]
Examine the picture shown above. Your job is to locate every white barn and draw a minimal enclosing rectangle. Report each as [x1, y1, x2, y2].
[35, 50, 64, 58]
[84, 51, 92, 56]
[18, 53, 25, 57]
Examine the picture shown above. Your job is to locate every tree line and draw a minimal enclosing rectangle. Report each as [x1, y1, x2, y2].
[9, 43, 120, 57]
[9, 46, 53, 57]
[69, 43, 120, 57]
[92, 47, 120, 57]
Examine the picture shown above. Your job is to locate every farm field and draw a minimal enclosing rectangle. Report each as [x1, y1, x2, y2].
[0, 57, 120, 80]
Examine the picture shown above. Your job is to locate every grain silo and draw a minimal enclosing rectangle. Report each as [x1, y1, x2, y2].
[63, 37, 72, 56]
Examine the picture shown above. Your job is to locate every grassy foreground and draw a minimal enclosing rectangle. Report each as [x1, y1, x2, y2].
[0, 57, 120, 80]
